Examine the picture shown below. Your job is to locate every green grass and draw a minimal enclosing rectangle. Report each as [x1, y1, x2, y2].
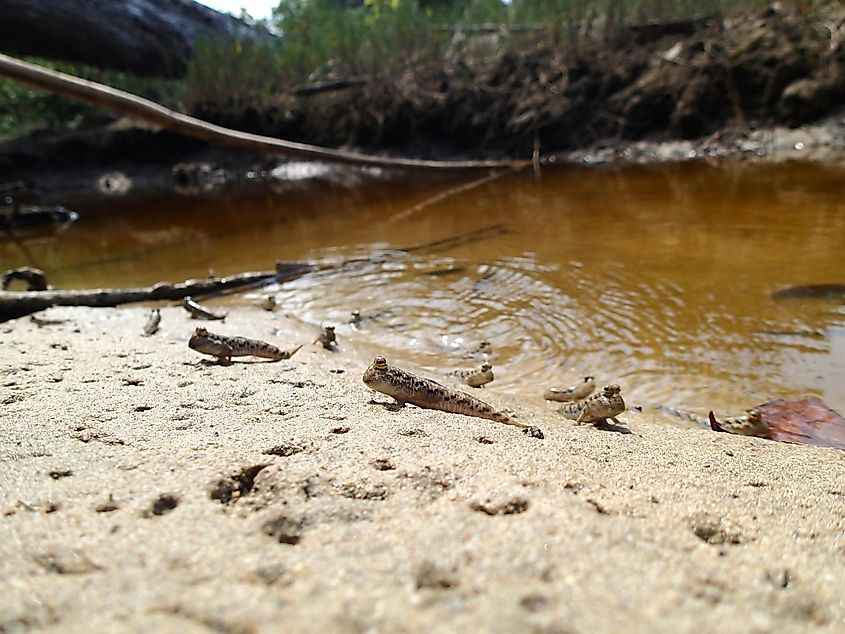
[185, 0, 448, 108]
[183, 0, 826, 110]
[0, 61, 182, 138]
[0, 0, 827, 135]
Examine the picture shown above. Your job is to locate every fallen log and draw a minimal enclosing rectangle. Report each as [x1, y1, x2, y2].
[0, 0, 272, 78]
[0, 226, 506, 321]
[0, 262, 313, 322]
[0, 53, 532, 172]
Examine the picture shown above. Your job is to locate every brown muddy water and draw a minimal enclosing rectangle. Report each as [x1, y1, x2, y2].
[3, 160, 845, 418]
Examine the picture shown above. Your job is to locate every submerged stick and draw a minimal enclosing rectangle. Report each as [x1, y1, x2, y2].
[302, 224, 511, 282]
[401, 224, 509, 255]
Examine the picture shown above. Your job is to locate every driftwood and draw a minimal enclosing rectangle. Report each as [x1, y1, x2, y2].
[0, 226, 505, 321]
[0, 53, 532, 172]
[0, 263, 313, 322]
[0, 0, 272, 78]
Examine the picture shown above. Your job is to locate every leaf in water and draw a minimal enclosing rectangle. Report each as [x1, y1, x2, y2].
[756, 398, 845, 450]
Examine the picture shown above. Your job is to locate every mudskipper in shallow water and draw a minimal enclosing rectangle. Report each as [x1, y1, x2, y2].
[142, 309, 160, 336]
[559, 384, 626, 425]
[315, 325, 338, 350]
[658, 406, 772, 439]
[448, 363, 495, 388]
[544, 376, 595, 402]
[260, 295, 277, 311]
[709, 409, 771, 438]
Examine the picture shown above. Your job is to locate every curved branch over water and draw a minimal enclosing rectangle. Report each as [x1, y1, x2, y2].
[0, 53, 532, 172]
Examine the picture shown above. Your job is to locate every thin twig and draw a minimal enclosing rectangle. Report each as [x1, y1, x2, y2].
[387, 167, 524, 224]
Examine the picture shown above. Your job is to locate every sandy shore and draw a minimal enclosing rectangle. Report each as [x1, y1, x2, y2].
[2, 306, 844, 633]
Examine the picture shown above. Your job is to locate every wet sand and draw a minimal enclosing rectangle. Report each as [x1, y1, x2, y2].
[2, 306, 844, 632]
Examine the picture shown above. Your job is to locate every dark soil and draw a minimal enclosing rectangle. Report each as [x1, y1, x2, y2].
[192, 3, 845, 157]
[0, 3, 843, 200]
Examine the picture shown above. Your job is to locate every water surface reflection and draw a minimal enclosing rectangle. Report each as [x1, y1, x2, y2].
[3, 161, 844, 413]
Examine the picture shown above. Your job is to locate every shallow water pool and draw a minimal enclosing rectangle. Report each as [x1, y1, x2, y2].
[3, 160, 844, 415]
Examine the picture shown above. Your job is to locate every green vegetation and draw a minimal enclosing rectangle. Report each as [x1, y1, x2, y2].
[186, 0, 446, 107]
[0, 77, 84, 138]
[0, 62, 181, 138]
[184, 0, 824, 108]
[0, 0, 826, 136]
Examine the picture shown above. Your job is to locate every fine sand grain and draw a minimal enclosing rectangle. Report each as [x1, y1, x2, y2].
[2, 306, 844, 633]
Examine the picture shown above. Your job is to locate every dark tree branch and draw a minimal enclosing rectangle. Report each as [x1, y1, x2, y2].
[0, 0, 273, 77]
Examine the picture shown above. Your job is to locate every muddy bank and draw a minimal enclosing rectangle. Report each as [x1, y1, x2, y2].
[1, 3, 844, 202]
[192, 3, 845, 156]
[2, 110, 844, 206]
[2, 305, 845, 632]
[0, 120, 392, 206]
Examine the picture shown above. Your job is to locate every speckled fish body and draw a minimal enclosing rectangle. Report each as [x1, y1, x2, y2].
[142, 309, 161, 336]
[463, 368, 495, 388]
[658, 405, 709, 426]
[709, 409, 771, 438]
[544, 376, 595, 402]
[189, 328, 301, 364]
[315, 326, 337, 349]
[364, 358, 521, 427]
[183, 296, 226, 320]
[449, 364, 494, 388]
[260, 295, 277, 311]
[560, 384, 626, 424]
